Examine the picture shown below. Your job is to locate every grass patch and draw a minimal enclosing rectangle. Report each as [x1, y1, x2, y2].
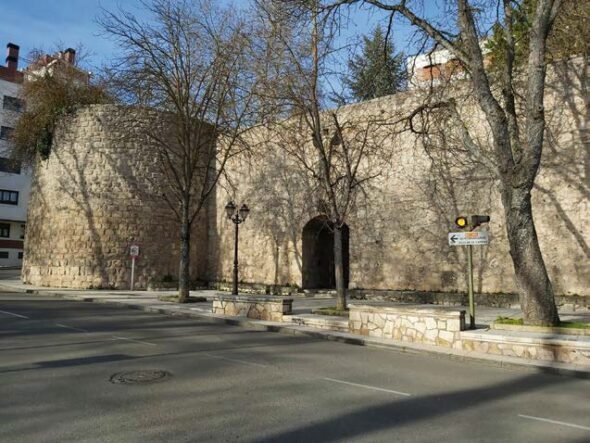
[495, 317, 524, 325]
[495, 317, 590, 329]
[313, 307, 349, 317]
[158, 295, 208, 303]
[558, 321, 590, 329]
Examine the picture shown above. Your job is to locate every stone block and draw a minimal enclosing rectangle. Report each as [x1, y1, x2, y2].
[438, 330, 455, 343]
[447, 319, 461, 332]
[383, 321, 394, 337]
[349, 310, 361, 321]
[435, 337, 452, 348]
[513, 345, 525, 357]
[424, 329, 438, 342]
[415, 321, 427, 334]
[374, 314, 386, 329]
[425, 317, 437, 330]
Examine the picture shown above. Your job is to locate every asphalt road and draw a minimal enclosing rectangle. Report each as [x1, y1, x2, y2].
[1, 292, 589, 443]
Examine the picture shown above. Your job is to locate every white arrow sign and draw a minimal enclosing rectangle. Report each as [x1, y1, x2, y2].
[448, 231, 489, 246]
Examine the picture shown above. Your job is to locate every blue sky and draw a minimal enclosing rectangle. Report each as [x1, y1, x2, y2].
[0, 0, 421, 73]
[0, 0, 146, 70]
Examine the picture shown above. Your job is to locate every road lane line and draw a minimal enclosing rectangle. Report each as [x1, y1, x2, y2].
[111, 336, 157, 346]
[56, 323, 88, 332]
[0, 309, 29, 319]
[322, 377, 411, 397]
[204, 353, 269, 368]
[518, 414, 590, 431]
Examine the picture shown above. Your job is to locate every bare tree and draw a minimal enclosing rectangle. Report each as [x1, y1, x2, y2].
[12, 46, 109, 166]
[253, 0, 393, 310]
[328, 0, 564, 325]
[99, 0, 258, 302]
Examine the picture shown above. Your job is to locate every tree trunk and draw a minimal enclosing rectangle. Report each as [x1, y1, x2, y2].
[178, 200, 191, 303]
[502, 186, 560, 325]
[333, 224, 347, 311]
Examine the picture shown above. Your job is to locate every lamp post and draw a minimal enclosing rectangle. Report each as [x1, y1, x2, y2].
[225, 201, 250, 295]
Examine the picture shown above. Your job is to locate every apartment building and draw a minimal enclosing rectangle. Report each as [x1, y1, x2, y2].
[0, 43, 29, 267]
[407, 43, 490, 89]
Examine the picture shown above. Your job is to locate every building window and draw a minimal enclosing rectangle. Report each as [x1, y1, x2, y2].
[0, 126, 14, 140]
[18, 252, 23, 260]
[0, 223, 10, 238]
[0, 251, 8, 259]
[3, 96, 24, 112]
[20, 224, 25, 239]
[0, 190, 18, 205]
[0, 157, 21, 174]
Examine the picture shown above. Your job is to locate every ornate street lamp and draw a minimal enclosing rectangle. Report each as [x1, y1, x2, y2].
[225, 201, 250, 295]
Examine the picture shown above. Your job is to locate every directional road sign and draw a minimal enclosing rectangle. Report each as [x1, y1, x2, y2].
[448, 231, 489, 246]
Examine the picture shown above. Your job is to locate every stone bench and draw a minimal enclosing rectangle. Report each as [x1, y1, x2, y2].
[348, 303, 466, 347]
[211, 294, 293, 322]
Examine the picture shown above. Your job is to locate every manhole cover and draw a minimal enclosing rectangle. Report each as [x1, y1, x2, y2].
[110, 370, 172, 385]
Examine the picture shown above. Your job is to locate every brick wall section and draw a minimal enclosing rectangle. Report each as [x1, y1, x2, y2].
[22, 105, 210, 289]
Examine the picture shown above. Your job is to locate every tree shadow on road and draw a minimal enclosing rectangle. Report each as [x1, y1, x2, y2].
[260, 372, 576, 442]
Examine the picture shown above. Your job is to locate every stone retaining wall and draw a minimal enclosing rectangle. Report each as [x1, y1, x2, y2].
[348, 303, 466, 347]
[351, 290, 589, 310]
[348, 303, 590, 366]
[460, 331, 590, 366]
[212, 294, 293, 321]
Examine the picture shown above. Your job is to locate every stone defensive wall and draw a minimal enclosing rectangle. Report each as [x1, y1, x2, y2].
[21, 59, 589, 297]
[210, 57, 589, 297]
[22, 105, 210, 289]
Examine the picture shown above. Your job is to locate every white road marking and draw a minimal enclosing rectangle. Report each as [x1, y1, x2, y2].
[0, 309, 29, 319]
[204, 353, 269, 368]
[518, 414, 590, 431]
[111, 336, 157, 346]
[322, 377, 411, 397]
[55, 323, 88, 332]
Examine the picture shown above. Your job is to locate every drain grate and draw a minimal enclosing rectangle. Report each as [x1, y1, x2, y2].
[110, 370, 172, 385]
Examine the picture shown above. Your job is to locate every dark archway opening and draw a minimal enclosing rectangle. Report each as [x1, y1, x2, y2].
[302, 216, 349, 289]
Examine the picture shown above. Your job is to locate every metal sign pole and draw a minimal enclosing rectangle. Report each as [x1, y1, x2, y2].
[467, 244, 475, 329]
[451, 215, 490, 331]
[130, 256, 136, 291]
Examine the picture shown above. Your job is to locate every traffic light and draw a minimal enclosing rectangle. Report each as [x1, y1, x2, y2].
[455, 216, 468, 229]
[455, 215, 490, 229]
[470, 215, 490, 228]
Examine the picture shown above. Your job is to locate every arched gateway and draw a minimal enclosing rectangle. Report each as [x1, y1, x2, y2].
[302, 216, 349, 290]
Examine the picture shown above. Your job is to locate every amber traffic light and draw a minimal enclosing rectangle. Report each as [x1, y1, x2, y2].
[455, 215, 490, 229]
[455, 216, 468, 229]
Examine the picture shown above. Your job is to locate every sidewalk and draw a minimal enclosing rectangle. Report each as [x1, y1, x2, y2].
[1, 271, 588, 378]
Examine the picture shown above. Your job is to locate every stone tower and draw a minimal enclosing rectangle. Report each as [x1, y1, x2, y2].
[22, 105, 210, 289]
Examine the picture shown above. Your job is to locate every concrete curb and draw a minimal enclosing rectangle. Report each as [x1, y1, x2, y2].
[2, 283, 589, 379]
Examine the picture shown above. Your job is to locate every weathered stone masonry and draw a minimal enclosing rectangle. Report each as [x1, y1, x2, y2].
[210, 59, 589, 297]
[22, 59, 590, 296]
[23, 105, 210, 289]
[348, 304, 466, 346]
